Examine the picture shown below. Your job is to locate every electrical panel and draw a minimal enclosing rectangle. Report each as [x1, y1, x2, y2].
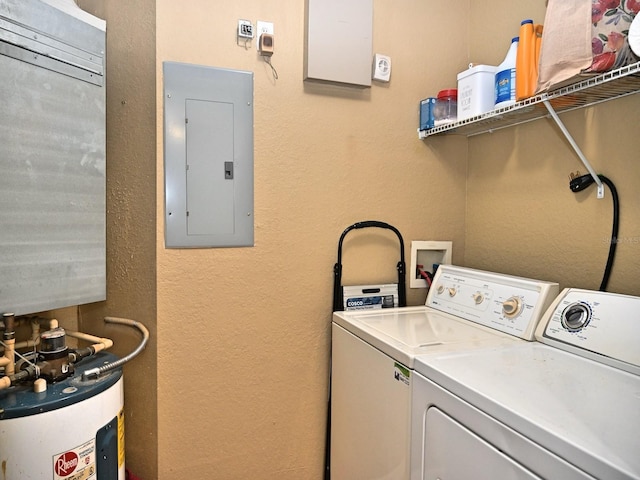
[163, 62, 254, 248]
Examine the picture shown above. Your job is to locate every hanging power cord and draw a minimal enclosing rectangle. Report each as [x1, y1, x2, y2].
[258, 33, 278, 81]
[416, 265, 434, 287]
[569, 172, 619, 291]
[264, 55, 279, 80]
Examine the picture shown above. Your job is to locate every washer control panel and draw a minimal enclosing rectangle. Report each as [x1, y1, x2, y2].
[426, 265, 559, 340]
[536, 288, 640, 373]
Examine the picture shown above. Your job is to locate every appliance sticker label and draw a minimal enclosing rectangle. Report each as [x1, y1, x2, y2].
[394, 362, 410, 386]
[118, 407, 126, 467]
[53, 439, 96, 480]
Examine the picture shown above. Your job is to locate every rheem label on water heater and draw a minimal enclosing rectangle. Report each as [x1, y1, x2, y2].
[53, 439, 96, 480]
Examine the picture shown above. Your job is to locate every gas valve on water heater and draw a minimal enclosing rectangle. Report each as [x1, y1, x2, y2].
[37, 327, 73, 382]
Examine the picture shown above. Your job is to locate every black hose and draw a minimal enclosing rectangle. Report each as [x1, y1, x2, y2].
[598, 175, 619, 291]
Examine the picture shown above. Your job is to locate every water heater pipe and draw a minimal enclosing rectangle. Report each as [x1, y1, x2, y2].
[11, 319, 41, 351]
[66, 329, 114, 352]
[2, 313, 15, 376]
[0, 318, 58, 354]
[82, 316, 149, 380]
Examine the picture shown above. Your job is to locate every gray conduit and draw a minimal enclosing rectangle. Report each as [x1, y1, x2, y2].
[82, 316, 149, 380]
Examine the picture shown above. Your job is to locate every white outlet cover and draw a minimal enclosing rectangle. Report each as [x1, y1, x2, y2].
[372, 53, 391, 82]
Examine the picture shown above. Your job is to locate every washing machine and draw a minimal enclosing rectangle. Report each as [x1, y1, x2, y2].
[330, 265, 559, 480]
[410, 288, 640, 480]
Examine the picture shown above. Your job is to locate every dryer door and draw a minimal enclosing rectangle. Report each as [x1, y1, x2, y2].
[423, 407, 541, 480]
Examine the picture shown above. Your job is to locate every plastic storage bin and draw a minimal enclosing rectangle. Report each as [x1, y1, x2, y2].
[434, 89, 457, 125]
[457, 65, 497, 120]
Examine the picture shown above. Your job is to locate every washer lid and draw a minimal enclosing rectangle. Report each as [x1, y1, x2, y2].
[415, 342, 640, 480]
[333, 306, 518, 368]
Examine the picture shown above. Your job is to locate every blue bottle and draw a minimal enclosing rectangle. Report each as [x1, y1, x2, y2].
[495, 36, 519, 108]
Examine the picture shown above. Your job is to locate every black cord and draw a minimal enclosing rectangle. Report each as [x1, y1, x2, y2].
[569, 173, 619, 291]
[598, 175, 618, 291]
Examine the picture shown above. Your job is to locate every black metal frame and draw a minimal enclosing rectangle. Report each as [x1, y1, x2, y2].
[332, 220, 407, 312]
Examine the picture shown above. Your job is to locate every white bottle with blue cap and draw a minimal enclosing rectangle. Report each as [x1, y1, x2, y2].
[495, 36, 519, 108]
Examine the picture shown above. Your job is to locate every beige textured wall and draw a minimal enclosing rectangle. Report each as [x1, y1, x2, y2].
[155, 1, 468, 478]
[466, 1, 640, 296]
[76, 1, 159, 478]
[57, 0, 640, 478]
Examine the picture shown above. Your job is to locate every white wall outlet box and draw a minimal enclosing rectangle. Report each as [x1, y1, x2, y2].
[372, 53, 391, 82]
[410, 241, 452, 288]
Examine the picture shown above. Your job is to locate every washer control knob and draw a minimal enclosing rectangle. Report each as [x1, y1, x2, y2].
[472, 293, 484, 304]
[436, 285, 445, 295]
[502, 296, 522, 318]
[448, 287, 457, 297]
[561, 302, 592, 332]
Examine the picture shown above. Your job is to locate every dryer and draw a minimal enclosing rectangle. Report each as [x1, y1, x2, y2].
[330, 265, 558, 479]
[410, 288, 640, 480]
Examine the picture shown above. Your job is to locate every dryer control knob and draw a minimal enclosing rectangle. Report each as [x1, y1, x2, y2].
[561, 302, 592, 331]
[502, 296, 522, 318]
[473, 293, 484, 304]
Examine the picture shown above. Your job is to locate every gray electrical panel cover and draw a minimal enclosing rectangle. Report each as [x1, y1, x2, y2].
[163, 62, 254, 248]
[0, 0, 106, 316]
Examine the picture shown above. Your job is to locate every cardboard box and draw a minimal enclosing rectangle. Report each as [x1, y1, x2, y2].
[343, 284, 398, 310]
[419, 97, 436, 130]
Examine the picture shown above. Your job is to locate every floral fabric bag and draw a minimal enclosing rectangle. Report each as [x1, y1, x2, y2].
[536, 0, 640, 93]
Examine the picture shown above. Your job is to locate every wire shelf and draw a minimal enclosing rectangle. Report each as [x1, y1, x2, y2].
[418, 62, 640, 138]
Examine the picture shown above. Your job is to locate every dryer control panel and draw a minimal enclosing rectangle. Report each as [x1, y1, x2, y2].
[426, 265, 559, 340]
[536, 288, 640, 375]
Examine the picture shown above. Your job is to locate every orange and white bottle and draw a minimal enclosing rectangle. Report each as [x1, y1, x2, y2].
[516, 19, 544, 100]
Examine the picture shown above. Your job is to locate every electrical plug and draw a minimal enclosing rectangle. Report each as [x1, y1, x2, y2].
[569, 171, 596, 193]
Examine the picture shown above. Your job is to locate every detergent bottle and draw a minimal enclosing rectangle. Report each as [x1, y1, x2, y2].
[516, 19, 544, 100]
[495, 36, 518, 108]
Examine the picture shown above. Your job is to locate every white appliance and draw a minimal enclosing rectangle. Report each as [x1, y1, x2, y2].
[410, 288, 640, 480]
[0, 352, 125, 479]
[330, 265, 559, 479]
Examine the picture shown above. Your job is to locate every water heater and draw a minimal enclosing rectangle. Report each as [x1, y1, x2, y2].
[0, 353, 125, 479]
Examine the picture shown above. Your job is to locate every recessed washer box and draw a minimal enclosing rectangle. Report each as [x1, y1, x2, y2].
[410, 241, 453, 289]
